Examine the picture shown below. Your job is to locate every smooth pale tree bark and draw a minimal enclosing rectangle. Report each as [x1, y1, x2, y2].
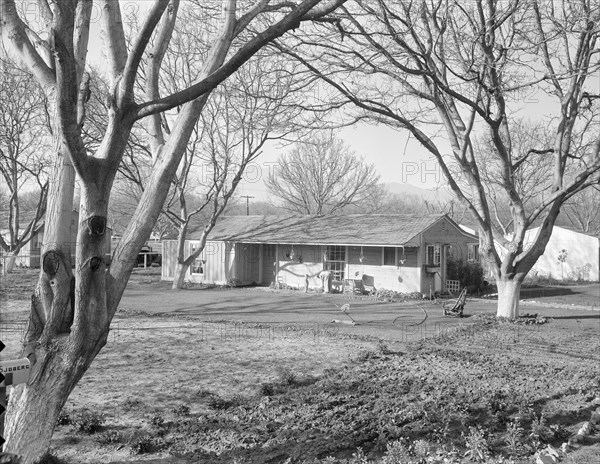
[0, 0, 347, 461]
[496, 279, 523, 319]
[282, 0, 600, 317]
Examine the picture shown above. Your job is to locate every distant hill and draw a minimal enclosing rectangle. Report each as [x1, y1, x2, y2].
[385, 182, 454, 202]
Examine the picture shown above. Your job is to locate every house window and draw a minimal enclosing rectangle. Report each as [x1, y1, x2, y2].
[190, 243, 205, 275]
[324, 245, 345, 280]
[468, 243, 480, 262]
[383, 247, 396, 266]
[426, 244, 441, 265]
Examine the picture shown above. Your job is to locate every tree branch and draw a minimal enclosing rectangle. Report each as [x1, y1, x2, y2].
[145, 0, 180, 159]
[0, 0, 55, 88]
[134, 0, 338, 120]
[99, 0, 128, 83]
[119, 0, 171, 107]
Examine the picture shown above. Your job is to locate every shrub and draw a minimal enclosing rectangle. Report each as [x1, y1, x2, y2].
[549, 423, 570, 440]
[172, 403, 191, 417]
[374, 288, 423, 302]
[121, 397, 144, 412]
[259, 382, 275, 397]
[129, 433, 164, 455]
[376, 340, 391, 355]
[505, 421, 524, 457]
[57, 410, 72, 426]
[529, 411, 550, 447]
[447, 256, 484, 292]
[379, 439, 412, 464]
[463, 426, 490, 462]
[568, 263, 593, 281]
[36, 454, 66, 464]
[277, 367, 298, 386]
[73, 409, 104, 434]
[95, 429, 124, 445]
[355, 348, 378, 362]
[207, 394, 242, 410]
[147, 412, 165, 429]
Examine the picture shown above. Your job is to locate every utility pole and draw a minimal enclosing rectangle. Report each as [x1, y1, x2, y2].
[241, 196, 254, 216]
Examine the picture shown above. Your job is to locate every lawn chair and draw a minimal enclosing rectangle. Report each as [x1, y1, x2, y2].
[443, 288, 467, 317]
[352, 279, 366, 295]
[275, 275, 285, 290]
[361, 274, 376, 295]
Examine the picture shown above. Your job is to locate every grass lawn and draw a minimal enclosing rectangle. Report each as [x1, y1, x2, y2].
[0, 269, 599, 463]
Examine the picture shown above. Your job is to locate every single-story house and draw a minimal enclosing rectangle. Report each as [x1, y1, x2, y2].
[1, 210, 111, 268]
[161, 214, 479, 295]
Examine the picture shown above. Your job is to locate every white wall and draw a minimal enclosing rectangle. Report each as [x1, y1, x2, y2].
[524, 227, 599, 281]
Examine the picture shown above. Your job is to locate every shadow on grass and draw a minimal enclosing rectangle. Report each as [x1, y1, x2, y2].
[520, 287, 578, 298]
[550, 315, 600, 320]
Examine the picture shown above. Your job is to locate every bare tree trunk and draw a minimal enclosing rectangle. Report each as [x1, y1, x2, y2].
[3, 145, 79, 462]
[172, 264, 188, 289]
[496, 278, 522, 319]
[172, 226, 207, 291]
[4, 252, 17, 273]
[172, 223, 189, 290]
[3, 114, 119, 462]
[3, 329, 106, 463]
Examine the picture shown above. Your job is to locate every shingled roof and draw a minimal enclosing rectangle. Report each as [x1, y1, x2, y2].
[186, 214, 473, 247]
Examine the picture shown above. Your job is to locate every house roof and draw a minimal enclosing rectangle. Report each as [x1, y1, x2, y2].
[186, 214, 475, 247]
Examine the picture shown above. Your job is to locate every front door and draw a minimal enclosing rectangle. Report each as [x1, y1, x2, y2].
[262, 244, 276, 285]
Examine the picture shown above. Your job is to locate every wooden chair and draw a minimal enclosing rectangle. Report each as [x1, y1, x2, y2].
[276, 275, 285, 289]
[443, 288, 467, 317]
[361, 275, 376, 295]
[351, 279, 366, 294]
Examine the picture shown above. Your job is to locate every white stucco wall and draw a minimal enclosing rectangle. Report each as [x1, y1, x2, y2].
[524, 227, 599, 281]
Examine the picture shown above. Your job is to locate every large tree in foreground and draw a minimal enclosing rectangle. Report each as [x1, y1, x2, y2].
[281, 0, 600, 318]
[0, 0, 345, 461]
[266, 132, 380, 214]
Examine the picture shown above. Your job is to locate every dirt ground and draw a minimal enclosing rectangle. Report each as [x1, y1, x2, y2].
[0, 269, 599, 463]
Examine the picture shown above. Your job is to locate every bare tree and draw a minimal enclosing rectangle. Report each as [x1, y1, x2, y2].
[561, 185, 600, 235]
[280, 0, 600, 318]
[266, 132, 380, 214]
[0, 0, 346, 460]
[0, 57, 51, 273]
[168, 60, 299, 289]
[137, 15, 304, 289]
[472, 119, 556, 236]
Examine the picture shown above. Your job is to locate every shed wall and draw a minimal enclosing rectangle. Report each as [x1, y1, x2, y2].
[524, 227, 599, 281]
[161, 240, 233, 284]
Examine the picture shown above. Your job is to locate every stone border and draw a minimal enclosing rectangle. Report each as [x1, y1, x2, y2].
[535, 403, 600, 464]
